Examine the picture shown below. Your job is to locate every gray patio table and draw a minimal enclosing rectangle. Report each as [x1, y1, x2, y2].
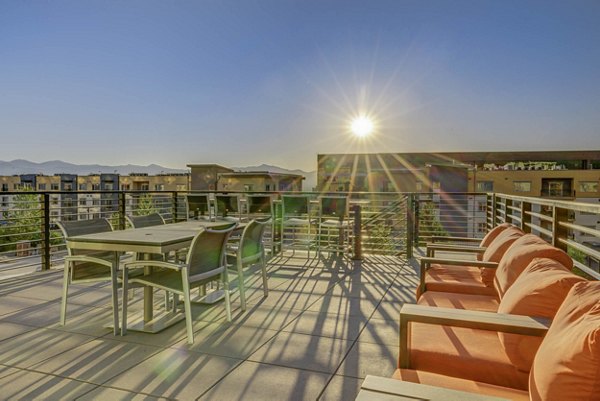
[65, 220, 244, 334]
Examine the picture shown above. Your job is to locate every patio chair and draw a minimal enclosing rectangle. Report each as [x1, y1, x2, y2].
[215, 194, 242, 221]
[57, 218, 120, 330]
[316, 196, 351, 256]
[393, 280, 600, 400]
[226, 217, 271, 311]
[125, 212, 165, 228]
[280, 195, 313, 257]
[186, 194, 211, 220]
[122, 223, 237, 344]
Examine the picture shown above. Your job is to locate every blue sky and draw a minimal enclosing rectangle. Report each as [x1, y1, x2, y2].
[1, 1, 599, 171]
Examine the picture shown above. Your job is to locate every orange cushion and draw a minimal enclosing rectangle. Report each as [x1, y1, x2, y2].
[529, 281, 600, 401]
[481, 226, 524, 263]
[497, 258, 585, 372]
[418, 291, 499, 312]
[493, 234, 573, 298]
[409, 322, 529, 390]
[424, 264, 496, 296]
[477, 223, 514, 261]
[392, 369, 529, 401]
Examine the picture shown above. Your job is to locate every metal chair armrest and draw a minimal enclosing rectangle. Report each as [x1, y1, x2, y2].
[64, 255, 113, 268]
[123, 260, 185, 271]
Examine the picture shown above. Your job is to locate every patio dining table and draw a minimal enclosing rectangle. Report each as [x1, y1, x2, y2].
[65, 219, 245, 335]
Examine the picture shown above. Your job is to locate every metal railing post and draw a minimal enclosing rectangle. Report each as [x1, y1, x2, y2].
[505, 197, 513, 224]
[521, 201, 531, 233]
[118, 192, 126, 230]
[172, 191, 179, 222]
[414, 196, 420, 246]
[352, 204, 362, 261]
[40, 193, 51, 271]
[552, 206, 569, 252]
[406, 194, 414, 259]
[491, 193, 497, 226]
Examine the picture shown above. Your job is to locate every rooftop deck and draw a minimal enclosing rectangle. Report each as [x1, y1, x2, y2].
[0, 252, 416, 400]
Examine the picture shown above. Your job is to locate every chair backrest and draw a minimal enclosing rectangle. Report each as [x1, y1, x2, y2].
[215, 195, 240, 218]
[186, 194, 210, 219]
[56, 218, 113, 256]
[239, 217, 271, 262]
[126, 213, 165, 228]
[320, 196, 348, 220]
[282, 195, 309, 216]
[247, 195, 272, 215]
[186, 223, 237, 277]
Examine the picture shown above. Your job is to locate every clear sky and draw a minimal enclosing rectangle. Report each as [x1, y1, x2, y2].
[1, 1, 599, 171]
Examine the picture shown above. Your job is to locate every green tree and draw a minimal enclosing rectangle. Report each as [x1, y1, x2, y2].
[134, 193, 158, 216]
[418, 202, 448, 239]
[0, 191, 51, 253]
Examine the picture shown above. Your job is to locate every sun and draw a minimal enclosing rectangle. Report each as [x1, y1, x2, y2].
[350, 116, 374, 137]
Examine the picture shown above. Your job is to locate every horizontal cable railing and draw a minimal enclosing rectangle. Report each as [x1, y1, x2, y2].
[1, 190, 599, 279]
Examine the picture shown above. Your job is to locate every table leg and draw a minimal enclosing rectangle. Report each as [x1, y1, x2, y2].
[143, 253, 153, 322]
[111, 253, 120, 335]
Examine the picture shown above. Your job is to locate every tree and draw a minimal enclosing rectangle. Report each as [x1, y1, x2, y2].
[418, 202, 448, 240]
[134, 193, 158, 216]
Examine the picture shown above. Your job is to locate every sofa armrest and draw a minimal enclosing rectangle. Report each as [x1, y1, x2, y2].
[420, 257, 498, 269]
[398, 304, 551, 368]
[426, 244, 486, 257]
[429, 236, 482, 244]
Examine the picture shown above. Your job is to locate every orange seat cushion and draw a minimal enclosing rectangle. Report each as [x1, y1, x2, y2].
[392, 369, 529, 401]
[497, 258, 585, 372]
[529, 281, 600, 401]
[424, 264, 496, 296]
[409, 322, 529, 390]
[493, 234, 573, 298]
[418, 291, 499, 312]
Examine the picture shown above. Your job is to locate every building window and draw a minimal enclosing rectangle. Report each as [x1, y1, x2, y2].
[265, 184, 271, 191]
[579, 181, 598, 193]
[105, 183, 114, 190]
[79, 184, 87, 190]
[64, 183, 73, 191]
[244, 184, 254, 192]
[51, 183, 59, 191]
[140, 184, 149, 191]
[92, 184, 100, 191]
[154, 184, 164, 191]
[477, 201, 487, 212]
[415, 182, 423, 191]
[1, 184, 8, 191]
[477, 222, 487, 233]
[38, 184, 46, 190]
[121, 184, 131, 190]
[176, 184, 186, 191]
[79, 199, 86, 206]
[513, 181, 532, 192]
[476, 181, 494, 192]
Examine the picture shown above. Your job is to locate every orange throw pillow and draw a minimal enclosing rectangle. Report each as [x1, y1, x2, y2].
[493, 234, 573, 298]
[497, 258, 585, 372]
[529, 281, 600, 401]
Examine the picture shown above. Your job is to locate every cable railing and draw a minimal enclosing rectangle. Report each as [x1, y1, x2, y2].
[1, 190, 599, 279]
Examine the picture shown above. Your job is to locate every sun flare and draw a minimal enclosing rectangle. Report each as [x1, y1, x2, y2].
[350, 116, 374, 137]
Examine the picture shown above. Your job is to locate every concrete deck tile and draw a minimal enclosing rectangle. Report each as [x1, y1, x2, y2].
[281, 310, 368, 341]
[30, 337, 163, 385]
[248, 331, 353, 374]
[76, 385, 170, 400]
[356, 317, 399, 346]
[198, 361, 330, 401]
[172, 323, 279, 359]
[0, 328, 95, 368]
[306, 294, 379, 318]
[317, 374, 363, 401]
[336, 341, 398, 379]
[103, 348, 241, 401]
[0, 366, 96, 400]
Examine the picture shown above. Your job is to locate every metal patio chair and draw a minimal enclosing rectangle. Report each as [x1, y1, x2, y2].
[122, 223, 237, 344]
[226, 217, 271, 311]
[317, 196, 352, 256]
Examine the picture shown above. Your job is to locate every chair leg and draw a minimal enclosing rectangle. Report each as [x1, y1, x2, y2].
[110, 255, 119, 336]
[182, 272, 194, 344]
[121, 269, 128, 336]
[261, 252, 268, 298]
[60, 261, 70, 326]
[223, 271, 232, 322]
[237, 258, 246, 311]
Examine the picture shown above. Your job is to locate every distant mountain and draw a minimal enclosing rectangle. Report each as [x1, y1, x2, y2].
[0, 159, 187, 176]
[0, 160, 318, 190]
[232, 164, 317, 190]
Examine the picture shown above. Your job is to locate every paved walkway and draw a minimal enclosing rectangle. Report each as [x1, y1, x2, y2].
[0, 252, 417, 400]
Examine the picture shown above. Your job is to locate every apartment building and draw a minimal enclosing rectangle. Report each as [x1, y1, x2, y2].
[317, 151, 600, 240]
[187, 164, 304, 192]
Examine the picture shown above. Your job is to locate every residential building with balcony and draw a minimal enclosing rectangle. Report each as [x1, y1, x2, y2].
[188, 164, 304, 192]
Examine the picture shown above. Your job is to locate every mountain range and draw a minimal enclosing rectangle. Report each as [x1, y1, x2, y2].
[0, 160, 317, 190]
